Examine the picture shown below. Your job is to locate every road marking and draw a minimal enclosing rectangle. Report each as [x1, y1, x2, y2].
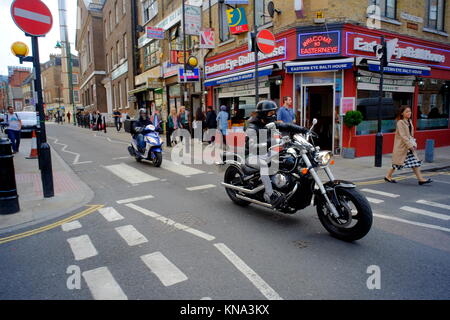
[161, 160, 205, 177]
[141, 252, 188, 287]
[112, 156, 131, 160]
[115, 225, 148, 246]
[400, 206, 450, 221]
[98, 207, 125, 222]
[48, 137, 93, 165]
[417, 200, 450, 211]
[67, 235, 98, 261]
[61, 220, 82, 232]
[361, 189, 400, 198]
[104, 163, 159, 184]
[126, 203, 215, 241]
[186, 184, 216, 191]
[374, 213, 450, 233]
[433, 179, 450, 185]
[116, 195, 154, 204]
[356, 172, 447, 186]
[201, 297, 213, 300]
[82, 267, 128, 300]
[366, 197, 385, 204]
[0, 205, 103, 245]
[214, 243, 283, 300]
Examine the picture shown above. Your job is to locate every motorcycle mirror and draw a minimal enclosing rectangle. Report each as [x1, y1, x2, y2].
[312, 118, 318, 125]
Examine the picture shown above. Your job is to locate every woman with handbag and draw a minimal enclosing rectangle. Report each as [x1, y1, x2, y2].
[385, 106, 432, 185]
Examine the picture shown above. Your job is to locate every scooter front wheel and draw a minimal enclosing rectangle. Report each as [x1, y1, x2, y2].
[153, 152, 163, 167]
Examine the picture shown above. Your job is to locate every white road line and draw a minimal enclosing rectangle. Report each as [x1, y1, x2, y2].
[104, 163, 159, 184]
[361, 189, 400, 198]
[161, 160, 205, 177]
[374, 213, 450, 233]
[67, 235, 98, 261]
[82, 267, 128, 300]
[141, 252, 188, 287]
[416, 200, 450, 211]
[116, 195, 154, 204]
[186, 184, 216, 191]
[48, 137, 92, 165]
[433, 179, 450, 185]
[112, 156, 131, 160]
[400, 206, 450, 221]
[126, 203, 216, 241]
[115, 225, 148, 246]
[61, 220, 82, 232]
[214, 243, 283, 300]
[98, 207, 124, 222]
[367, 197, 385, 204]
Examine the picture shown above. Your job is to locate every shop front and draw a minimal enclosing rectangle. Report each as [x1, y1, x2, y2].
[205, 28, 297, 131]
[288, 24, 450, 157]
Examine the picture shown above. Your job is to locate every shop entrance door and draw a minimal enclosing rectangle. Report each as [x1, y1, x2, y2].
[301, 85, 336, 152]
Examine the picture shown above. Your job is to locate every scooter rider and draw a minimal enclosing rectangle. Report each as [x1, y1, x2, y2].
[246, 100, 309, 208]
[133, 108, 153, 153]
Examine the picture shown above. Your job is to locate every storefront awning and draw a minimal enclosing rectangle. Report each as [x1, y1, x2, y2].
[366, 60, 431, 76]
[128, 86, 148, 95]
[204, 66, 273, 87]
[285, 58, 354, 73]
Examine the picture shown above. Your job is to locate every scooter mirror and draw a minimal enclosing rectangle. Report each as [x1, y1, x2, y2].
[312, 118, 318, 125]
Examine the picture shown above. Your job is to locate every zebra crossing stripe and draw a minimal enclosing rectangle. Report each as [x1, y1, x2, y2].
[400, 206, 450, 221]
[416, 200, 450, 211]
[186, 184, 216, 191]
[117, 195, 154, 204]
[361, 189, 400, 198]
[115, 225, 148, 246]
[366, 197, 384, 204]
[161, 160, 205, 176]
[104, 163, 159, 184]
[82, 267, 128, 300]
[99, 207, 124, 222]
[374, 213, 450, 233]
[61, 220, 82, 232]
[67, 235, 98, 261]
[141, 252, 188, 287]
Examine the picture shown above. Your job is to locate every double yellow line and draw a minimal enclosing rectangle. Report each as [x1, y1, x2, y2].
[0, 205, 104, 245]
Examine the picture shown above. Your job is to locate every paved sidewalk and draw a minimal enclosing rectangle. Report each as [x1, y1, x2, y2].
[91, 124, 450, 180]
[0, 137, 94, 234]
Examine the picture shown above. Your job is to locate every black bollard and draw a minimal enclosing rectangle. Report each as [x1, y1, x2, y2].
[0, 138, 20, 214]
[103, 116, 107, 133]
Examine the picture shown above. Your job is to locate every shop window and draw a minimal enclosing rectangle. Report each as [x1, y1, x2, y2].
[369, 0, 397, 19]
[256, 0, 272, 27]
[219, 2, 230, 42]
[426, 0, 445, 31]
[144, 40, 161, 70]
[73, 91, 80, 104]
[417, 79, 450, 130]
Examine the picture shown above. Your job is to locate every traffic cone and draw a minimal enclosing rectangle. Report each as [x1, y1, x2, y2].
[26, 130, 38, 159]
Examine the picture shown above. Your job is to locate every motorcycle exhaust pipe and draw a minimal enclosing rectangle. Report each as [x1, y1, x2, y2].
[235, 194, 273, 209]
[221, 183, 265, 195]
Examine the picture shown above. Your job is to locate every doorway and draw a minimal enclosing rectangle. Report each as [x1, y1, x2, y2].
[302, 85, 335, 151]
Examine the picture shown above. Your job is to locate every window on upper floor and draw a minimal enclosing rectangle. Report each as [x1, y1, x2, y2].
[109, 11, 113, 32]
[73, 90, 80, 104]
[143, 0, 158, 24]
[218, 2, 230, 42]
[104, 19, 108, 36]
[72, 74, 79, 85]
[122, 0, 126, 15]
[116, 40, 121, 62]
[426, 0, 446, 31]
[255, 0, 272, 27]
[115, 1, 119, 25]
[123, 34, 128, 60]
[369, 0, 397, 20]
[144, 40, 161, 70]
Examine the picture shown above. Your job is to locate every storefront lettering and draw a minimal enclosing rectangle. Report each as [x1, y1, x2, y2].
[354, 37, 446, 63]
[205, 45, 285, 75]
[298, 31, 340, 57]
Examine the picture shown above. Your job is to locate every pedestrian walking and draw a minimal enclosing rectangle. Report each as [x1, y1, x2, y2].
[3, 106, 22, 154]
[167, 108, 178, 147]
[205, 106, 217, 144]
[96, 111, 103, 131]
[277, 96, 295, 123]
[113, 109, 122, 131]
[385, 106, 432, 185]
[67, 111, 71, 124]
[217, 105, 229, 148]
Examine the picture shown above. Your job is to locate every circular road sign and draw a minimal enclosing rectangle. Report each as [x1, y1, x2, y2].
[256, 29, 276, 55]
[11, 0, 53, 37]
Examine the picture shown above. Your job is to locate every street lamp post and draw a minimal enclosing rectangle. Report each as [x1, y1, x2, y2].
[56, 41, 76, 126]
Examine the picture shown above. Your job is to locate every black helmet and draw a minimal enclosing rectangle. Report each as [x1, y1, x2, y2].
[255, 100, 278, 123]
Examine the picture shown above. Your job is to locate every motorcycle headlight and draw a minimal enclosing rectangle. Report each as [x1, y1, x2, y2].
[317, 151, 333, 167]
[146, 137, 158, 144]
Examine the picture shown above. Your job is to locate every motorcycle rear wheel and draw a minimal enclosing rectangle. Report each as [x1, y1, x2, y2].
[317, 187, 372, 242]
[224, 166, 250, 207]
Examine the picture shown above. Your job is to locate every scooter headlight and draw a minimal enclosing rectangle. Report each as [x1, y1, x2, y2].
[317, 151, 333, 167]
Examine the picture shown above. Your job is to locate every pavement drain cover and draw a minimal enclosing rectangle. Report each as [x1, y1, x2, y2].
[293, 240, 309, 249]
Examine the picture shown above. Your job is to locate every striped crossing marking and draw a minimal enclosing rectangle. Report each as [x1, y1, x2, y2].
[115, 225, 148, 246]
[366, 197, 385, 204]
[82, 267, 128, 300]
[117, 195, 154, 204]
[67, 235, 98, 261]
[104, 163, 159, 184]
[161, 160, 205, 177]
[61, 220, 82, 232]
[416, 200, 450, 211]
[186, 184, 216, 191]
[361, 189, 400, 198]
[141, 252, 188, 287]
[400, 206, 450, 221]
[98, 207, 125, 222]
[374, 213, 450, 234]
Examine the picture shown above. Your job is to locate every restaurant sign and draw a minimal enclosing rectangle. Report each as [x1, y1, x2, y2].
[298, 31, 341, 58]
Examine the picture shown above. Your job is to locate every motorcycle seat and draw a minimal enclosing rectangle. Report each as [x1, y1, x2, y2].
[242, 165, 259, 175]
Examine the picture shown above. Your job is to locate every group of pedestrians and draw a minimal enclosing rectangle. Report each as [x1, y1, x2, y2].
[74, 110, 107, 131]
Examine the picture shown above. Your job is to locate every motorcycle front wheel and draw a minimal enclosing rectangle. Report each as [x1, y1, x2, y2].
[152, 152, 163, 167]
[316, 187, 372, 242]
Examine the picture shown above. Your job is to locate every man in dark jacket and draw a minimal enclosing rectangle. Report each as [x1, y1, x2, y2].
[134, 108, 153, 152]
[205, 106, 217, 144]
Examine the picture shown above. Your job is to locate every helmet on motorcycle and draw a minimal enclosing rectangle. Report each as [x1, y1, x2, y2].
[255, 100, 278, 123]
[138, 108, 147, 118]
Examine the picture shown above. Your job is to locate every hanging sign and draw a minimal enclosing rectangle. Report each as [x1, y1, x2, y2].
[226, 7, 249, 35]
[200, 29, 215, 49]
[184, 5, 201, 36]
[146, 27, 165, 40]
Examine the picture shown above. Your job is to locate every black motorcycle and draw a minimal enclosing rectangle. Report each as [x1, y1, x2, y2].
[218, 119, 373, 242]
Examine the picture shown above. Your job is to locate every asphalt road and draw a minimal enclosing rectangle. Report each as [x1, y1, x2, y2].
[1, 123, 449, 300]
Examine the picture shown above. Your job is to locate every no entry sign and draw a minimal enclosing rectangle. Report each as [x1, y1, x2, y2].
[256, 29, 276, 55]
[11, 0, 53, 37]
